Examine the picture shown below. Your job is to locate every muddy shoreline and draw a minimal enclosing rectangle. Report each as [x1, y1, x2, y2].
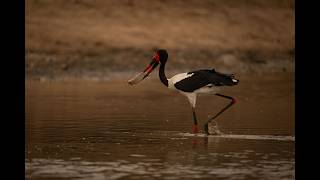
[26, 49, 294, 81]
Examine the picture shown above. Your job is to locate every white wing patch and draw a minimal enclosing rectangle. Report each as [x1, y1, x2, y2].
[167, 73, 194, 90]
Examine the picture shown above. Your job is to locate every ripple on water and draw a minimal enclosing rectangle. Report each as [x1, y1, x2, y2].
[129, 154, 147, 158]
[178, 133, 295, 142]
[26, 157, 294, 180]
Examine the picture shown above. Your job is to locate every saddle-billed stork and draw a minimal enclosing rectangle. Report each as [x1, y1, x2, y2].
[128, 49, 239, 135]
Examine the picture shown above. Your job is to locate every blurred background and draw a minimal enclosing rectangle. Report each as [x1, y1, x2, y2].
[26, 0, 294, 80]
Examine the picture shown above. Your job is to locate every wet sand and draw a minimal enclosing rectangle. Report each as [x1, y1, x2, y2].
[25, 72, 294, 180]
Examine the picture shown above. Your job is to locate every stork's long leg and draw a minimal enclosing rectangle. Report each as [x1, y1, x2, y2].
[185, 93, 198, 134]
[204, 93, 236, 134]
[191, 107, 198, 133]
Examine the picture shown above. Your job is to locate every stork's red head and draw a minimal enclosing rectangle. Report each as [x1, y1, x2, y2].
[128, 49, 168, 85]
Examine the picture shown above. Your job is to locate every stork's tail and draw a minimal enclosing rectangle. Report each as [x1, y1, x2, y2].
[231, 78, 239, 85]
[228, 74, 239, 85]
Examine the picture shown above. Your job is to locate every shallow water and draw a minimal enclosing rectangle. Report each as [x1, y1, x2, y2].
[26, 73, 295, 180]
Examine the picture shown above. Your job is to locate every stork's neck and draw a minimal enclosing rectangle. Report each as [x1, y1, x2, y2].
[159, 62, 168, 87]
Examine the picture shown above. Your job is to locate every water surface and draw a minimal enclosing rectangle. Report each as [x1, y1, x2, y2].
[26, 73, 295, 180]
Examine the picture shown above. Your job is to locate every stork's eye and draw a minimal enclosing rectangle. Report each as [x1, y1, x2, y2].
[153, 53, 160, 62]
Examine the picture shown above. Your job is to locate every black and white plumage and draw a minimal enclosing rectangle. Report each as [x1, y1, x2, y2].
[128, 49, 239, 134]
[174, 69, 238, 92]
[168, 69, 238, 107]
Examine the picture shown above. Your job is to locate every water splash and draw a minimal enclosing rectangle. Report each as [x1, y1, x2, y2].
[178, 133, 295, 142]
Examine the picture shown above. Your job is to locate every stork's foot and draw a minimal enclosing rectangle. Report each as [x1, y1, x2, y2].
[192, 125, 199, 134]
[204, 121, 222, 135]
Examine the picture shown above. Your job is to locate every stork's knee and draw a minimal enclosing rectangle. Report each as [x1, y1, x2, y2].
[231, 98, 236, 104]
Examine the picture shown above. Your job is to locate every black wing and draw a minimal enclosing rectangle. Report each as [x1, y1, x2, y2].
[174, 69, 236, 92]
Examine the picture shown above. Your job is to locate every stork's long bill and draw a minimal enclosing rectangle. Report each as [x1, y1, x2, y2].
[128, 53, 160, 85]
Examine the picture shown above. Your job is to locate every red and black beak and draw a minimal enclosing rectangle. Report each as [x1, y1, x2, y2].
[128, 54, 160, 85]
